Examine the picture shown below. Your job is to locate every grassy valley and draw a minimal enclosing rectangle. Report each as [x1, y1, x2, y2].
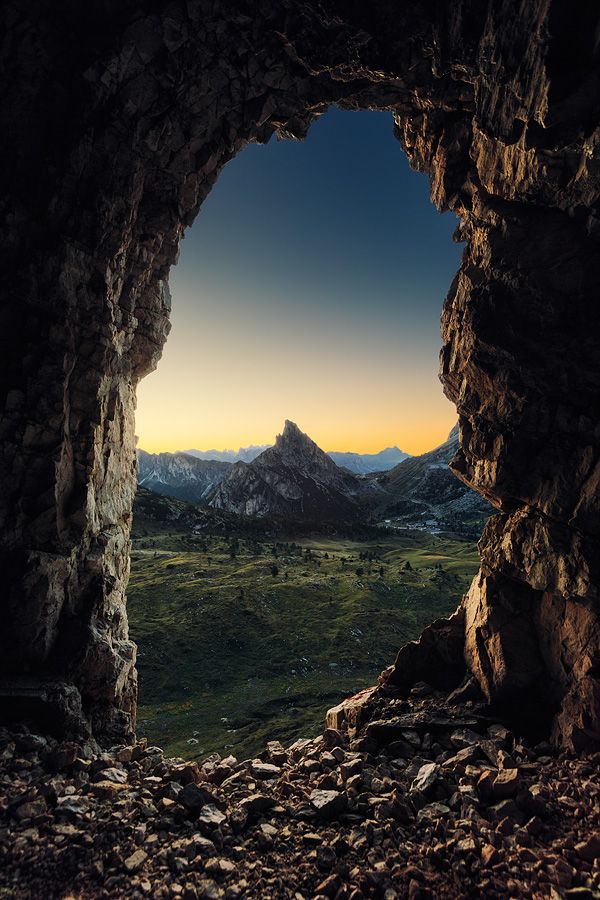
[128, 507, 480, 761]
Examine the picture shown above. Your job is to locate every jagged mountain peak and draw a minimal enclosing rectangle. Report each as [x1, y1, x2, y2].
[262, 420, 339, 475]
[277, 419, 312, 446]
[209, 420, 373, 522]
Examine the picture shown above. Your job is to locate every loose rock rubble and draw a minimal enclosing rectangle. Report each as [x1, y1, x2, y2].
[2, 692, 600, 898]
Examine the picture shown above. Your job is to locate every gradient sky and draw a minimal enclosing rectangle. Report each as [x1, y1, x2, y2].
[136, 108, 462, 456]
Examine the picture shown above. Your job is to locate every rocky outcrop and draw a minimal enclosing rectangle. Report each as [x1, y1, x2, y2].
[1, 0, 600, 747]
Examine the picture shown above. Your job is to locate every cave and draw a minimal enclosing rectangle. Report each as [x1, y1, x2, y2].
[2, 0, 600, 758]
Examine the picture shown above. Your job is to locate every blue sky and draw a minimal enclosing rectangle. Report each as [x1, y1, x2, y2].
[136, 107, 462, 454]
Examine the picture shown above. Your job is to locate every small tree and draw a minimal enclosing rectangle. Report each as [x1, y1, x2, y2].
[356, 566, 364, 577]
[270, 564, 279, 577]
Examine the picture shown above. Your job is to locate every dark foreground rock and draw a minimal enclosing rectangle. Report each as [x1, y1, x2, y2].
[2, 694, 600, 899]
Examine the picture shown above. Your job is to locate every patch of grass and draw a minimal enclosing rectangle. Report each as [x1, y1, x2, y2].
[128, 526, 480, 761]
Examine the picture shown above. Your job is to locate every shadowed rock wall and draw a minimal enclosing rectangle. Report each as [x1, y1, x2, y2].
[1, 0, 599, 747]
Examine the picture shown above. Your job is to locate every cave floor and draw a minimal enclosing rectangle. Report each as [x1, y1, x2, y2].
[1, 694, 599, 899]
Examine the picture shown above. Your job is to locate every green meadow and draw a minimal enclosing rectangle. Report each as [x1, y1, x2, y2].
[128, 525, 479, 761]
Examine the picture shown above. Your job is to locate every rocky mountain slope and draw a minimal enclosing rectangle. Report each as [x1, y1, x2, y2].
[373, 426, 493, 534]
[328, 446, 409, 474]
[209, 420, 374, 523]
[137, 450, 231, 504]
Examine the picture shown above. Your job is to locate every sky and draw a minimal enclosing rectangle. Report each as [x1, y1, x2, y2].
[136, 107, 462, 456]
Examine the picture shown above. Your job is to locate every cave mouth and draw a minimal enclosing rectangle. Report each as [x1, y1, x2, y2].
[129, 106, 481, 761]
[2, 2, 600, 754]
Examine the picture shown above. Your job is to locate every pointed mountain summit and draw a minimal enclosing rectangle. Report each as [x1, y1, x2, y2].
[268, 420, 343, 472]
[209, 420, 370, 522]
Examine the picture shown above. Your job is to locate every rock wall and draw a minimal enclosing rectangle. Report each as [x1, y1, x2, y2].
[1, 0, 599, 747]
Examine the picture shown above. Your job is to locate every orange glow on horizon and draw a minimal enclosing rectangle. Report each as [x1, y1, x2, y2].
[134, 301, 457, 458]
[135, 416, 456, 458]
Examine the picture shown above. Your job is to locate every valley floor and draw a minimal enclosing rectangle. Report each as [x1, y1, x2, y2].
[127, 526, 479, 760]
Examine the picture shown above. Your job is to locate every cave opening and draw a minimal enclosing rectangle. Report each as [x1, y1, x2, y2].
[129, 106, 484, 760]
[5, 4, 600, 894]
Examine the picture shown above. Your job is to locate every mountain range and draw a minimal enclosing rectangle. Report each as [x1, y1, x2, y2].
[137, 420, 493, 534]
[185, 445, 270, 464]
[184, 443, 408, 474]
[137, 450, 230, 504]
[327, 446, 409, 473]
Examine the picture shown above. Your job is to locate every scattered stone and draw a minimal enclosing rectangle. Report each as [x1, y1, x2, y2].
[198, 804, 227, 828]
[180, 782, 213, 811]
[249, 761, 280, 780]
[309, 790, 347, 819]
[94, 766, 127, 783]
[14, 799, 46, 821]
[124, 849, 148, 873]
[575, 834, 600, 862]
[449, 729, 482, 750]
[491, 768, 520, 800]
[416, 803, 450, 823]
[238, 793, 276, 816]
[411, 762, 440, 793]
[0, 699, 595, 899]
[90, 780, 129, 799]
[481, 844, 501, 866]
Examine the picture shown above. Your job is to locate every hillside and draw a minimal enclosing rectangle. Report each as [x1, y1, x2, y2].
[373, 425, 493, 535]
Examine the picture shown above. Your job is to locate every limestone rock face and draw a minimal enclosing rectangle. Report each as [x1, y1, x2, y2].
[1, 0, 600, 746]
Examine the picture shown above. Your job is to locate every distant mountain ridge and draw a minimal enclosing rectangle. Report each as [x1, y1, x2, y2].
[185, 445, 270, 464]
[328, 446, 409, 473]
[136, 421, 493, 536]
[183, 442, 410, 474]
[209, 420, 374, 523]
[137, 450, 231, 504]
